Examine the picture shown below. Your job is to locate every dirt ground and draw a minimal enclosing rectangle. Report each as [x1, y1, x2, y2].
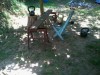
[0, 1, 100, 75]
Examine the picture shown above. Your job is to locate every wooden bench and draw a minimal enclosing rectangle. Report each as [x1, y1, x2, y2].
[27, 10, 57, 48]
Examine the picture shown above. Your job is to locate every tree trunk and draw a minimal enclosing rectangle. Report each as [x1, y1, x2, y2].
[39, 0, 44, 15]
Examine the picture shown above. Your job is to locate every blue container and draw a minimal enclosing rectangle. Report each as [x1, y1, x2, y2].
[43, 0, 48, 3]
[96, 0, 100, 3]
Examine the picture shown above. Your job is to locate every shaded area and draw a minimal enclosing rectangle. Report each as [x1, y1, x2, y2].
[86, 39, 100, 69]
[0, 0, 100, 75]
[0, 12, 9, 34]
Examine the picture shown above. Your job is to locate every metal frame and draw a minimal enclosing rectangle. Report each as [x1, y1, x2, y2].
[27, 10, 57, 49]
[53, 10, 74, 40]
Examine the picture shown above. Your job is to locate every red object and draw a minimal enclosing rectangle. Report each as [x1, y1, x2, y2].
[27, 28, 49, 49]
[27, 10, 57, 49]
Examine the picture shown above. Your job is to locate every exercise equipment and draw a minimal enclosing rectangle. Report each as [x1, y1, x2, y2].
[80, 28, 89, 37]
[53, 9, 74, 40]
[28, 6, 35, 16]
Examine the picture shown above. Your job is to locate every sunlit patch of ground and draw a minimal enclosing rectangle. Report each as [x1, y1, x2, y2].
[0, 59, 40, 75]
[9, 15, 28, 29]
[0, 1, 100, 75]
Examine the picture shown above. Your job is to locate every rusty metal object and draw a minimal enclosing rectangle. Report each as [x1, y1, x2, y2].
[27, 10, 56, 49]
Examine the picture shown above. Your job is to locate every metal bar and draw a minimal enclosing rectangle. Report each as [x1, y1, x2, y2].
[53, 10, 74, 40]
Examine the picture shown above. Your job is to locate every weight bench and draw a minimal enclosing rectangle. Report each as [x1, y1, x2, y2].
[27, 10, 57, 48]
[53, 9, 74, 40]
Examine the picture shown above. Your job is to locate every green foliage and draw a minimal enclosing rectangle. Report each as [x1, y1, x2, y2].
[22, 0, 39, 6]
[88, 6, 100, 16]
[0, 12, 9, 34]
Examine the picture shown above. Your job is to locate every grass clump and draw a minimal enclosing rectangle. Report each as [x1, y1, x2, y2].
[86, 39, 100, 69]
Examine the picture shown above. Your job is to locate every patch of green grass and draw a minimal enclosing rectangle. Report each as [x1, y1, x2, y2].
[0, 31, 21, 61]
[77, 6, 100, 16]
[0, 50, 13, 60]
[86, 39, 100, 69]
[87, 40, 100, 50]
[88, 6, 100, 16]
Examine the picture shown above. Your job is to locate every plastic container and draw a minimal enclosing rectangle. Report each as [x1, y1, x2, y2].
[43, 0, 48, 3]
[96, 0, 100, 3]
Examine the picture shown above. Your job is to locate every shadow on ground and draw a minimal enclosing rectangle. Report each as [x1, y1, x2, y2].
[0, 0, 100, 75]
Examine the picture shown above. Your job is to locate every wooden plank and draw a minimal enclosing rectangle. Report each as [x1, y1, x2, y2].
[27, 16, 37, 28]
[31, 10, 52, 29]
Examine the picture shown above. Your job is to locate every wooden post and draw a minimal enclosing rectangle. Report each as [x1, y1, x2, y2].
[39, 0, 44, 15]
